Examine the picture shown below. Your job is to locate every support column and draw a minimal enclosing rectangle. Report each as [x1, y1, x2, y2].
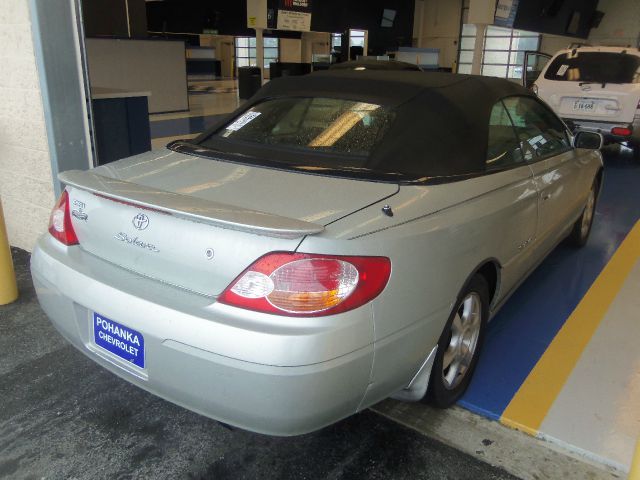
[255, 27, 264, 83]
[471, 23, 486, 75]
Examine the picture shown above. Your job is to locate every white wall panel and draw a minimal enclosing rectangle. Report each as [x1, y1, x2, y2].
[0, 0, 55, 251]
[86, 38, 189, 114]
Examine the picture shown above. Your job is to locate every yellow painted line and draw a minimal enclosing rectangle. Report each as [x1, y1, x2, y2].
[501, 221, 640, 435]
[630, 438, 640, 480]
[0, 198, 18, 305]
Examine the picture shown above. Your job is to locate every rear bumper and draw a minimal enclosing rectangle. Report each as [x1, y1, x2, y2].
[30, 235, 374, 436]
[563, 117, 640, 143]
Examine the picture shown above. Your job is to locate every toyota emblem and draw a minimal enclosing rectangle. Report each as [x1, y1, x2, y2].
[132, 213, 150, 230]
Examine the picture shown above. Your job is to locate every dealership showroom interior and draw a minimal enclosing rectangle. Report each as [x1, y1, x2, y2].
[2, 0, 640, 478]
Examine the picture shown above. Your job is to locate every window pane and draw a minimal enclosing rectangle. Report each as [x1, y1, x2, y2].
[507, 64, 523, 79]
[544, 51, 640, 83]
[486, 25, 511, 36]
[461, 24, 476, 36]
[502, 96, 571, 161]
[460, 37, 476, 50]
[236, 47, 249, 58]
[457, 63, 472, 74]
[512, 29, 537, 38]
[486, 101, 524, 169]
[483, 51, 509, 64]
[264, 38, 278, 47]
[485, 36, 512, 50]
[350, 37, 365, 47]
[482, 64, 508, 77]
[510, 51, 525, 65]
[459, 51, 474, 63]
[210, 98, 395, 158]
[249, 48, 256, 57]
[249, 38, 256, 47]
[236, 38, 249, 48]
[237, 58, 250, 67]
[512, 36, 539, 51]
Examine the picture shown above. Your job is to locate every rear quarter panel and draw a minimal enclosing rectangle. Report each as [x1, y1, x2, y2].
[298, 166, 540, 402]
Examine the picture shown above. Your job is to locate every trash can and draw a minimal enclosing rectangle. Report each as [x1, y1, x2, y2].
[238, 66, 262, 100]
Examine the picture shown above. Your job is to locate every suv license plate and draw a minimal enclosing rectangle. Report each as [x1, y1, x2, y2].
[573, 100, 596, 111]
[93, 312, 145, 368]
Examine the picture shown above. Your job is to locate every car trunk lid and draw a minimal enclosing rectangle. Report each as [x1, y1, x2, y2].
[60, 153, 397, 296]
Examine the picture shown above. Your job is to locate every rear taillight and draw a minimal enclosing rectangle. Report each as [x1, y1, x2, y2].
[611, 127, 632, 137]
[48, 190, 79, 246]
[219, 252, 391, 317]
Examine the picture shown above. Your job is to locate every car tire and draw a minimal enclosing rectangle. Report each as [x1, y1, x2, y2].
[426, 274, 489, 408]
[567, 179, 599, 248]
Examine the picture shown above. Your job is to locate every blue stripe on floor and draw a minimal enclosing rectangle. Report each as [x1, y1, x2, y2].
[459, 153, 640, 420]
[149, 114, 229, 139]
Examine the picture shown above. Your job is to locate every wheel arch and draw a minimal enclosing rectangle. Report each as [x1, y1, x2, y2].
[460, 258, 502, 310]
[594, 166, 604, 196]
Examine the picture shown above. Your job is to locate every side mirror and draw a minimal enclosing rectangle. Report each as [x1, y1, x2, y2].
[574, 131, 603, 150]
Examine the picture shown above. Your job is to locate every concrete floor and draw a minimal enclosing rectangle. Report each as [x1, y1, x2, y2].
[0, 248, 517, 480]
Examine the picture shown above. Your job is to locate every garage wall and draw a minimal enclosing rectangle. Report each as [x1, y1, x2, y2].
[540, 33, 584, 55]
[85, 38, 189, 114]
[413, 0, 462, 68]
[0, 0, 54, 251]
[280, 38, 302, 63]
[301, 32, 330, 63]
[588, 0, 640, 46]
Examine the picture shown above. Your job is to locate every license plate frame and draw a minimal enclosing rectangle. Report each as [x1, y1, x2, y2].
[93, 312, 145, 369]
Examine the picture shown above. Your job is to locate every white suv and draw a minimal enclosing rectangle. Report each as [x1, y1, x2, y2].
[530, 46, 640, 157]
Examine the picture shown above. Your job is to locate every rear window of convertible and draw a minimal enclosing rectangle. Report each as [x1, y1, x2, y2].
[199, 97, 395, 159]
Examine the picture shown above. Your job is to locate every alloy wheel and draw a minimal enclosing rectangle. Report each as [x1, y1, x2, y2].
[581, 188, 596, 238]
[442, 292, 482, 390]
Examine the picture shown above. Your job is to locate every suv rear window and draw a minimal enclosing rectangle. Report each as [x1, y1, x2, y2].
[544, 52, 640, 83]
[202, 97, 394, 158]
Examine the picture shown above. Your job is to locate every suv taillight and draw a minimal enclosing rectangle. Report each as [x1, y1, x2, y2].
[48, 190, 79, 246]
[611, 127, 632, 137]
[219, 252, 391, 317]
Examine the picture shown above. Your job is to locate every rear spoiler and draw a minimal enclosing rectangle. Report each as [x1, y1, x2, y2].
[58, 170, 324, 239]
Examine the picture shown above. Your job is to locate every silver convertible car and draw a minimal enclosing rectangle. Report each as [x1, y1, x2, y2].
[32, 71, 603, 435]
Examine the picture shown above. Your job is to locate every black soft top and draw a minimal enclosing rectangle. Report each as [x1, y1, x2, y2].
[329, 59, 423, 71]
[191, 70, 537, 181]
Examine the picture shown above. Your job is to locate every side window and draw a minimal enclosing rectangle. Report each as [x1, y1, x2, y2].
[502, 96, 571, 161]
[486, 101, 524, 170]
